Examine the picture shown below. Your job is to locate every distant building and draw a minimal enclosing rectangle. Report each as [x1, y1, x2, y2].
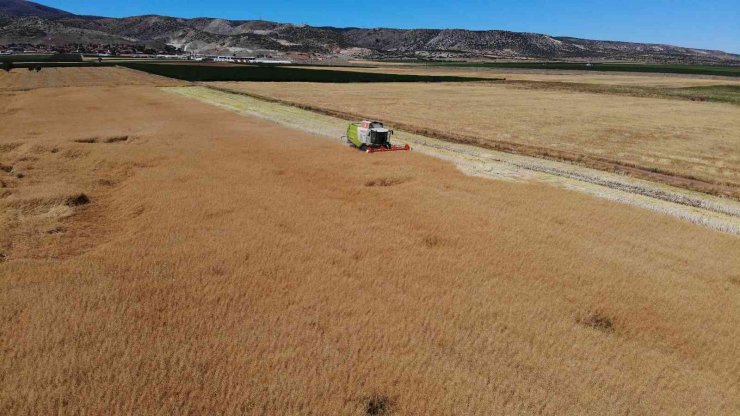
[212, 55, 260, 63]
[250, 58, 292, 64]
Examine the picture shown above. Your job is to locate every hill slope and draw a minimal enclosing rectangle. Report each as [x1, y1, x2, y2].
[1, 0, 738, 63]
[0, 0, 71, 18]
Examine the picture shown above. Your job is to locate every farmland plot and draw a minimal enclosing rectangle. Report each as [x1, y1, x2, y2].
[212, 81, 740, 197]
[1, 68, 739, 415]
[0, 66, 185, 91]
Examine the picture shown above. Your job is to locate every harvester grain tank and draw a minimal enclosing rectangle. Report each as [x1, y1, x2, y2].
[344, 120, 410, 153]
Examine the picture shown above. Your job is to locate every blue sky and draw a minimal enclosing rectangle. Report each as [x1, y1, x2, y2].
[41, 0, 740, 53]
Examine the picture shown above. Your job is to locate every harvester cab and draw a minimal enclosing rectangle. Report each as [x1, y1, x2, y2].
[343, 120, 410, 153]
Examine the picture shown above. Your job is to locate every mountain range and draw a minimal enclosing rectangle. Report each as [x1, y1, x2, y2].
[1, 0, 738, 63]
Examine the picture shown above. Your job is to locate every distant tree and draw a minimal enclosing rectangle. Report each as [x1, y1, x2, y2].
[2, 61, 12, 72]
[34, 65, 42, 72]
[28, 66, 34, 71]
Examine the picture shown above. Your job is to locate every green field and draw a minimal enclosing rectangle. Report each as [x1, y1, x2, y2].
[119, 63, 493, 82]
[673, 85, 740, 103]
[424, 62, 740, 77]
[511, 81, 740, 105]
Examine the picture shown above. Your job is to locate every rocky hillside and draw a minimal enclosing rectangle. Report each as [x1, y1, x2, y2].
[1, 0, 738, 63]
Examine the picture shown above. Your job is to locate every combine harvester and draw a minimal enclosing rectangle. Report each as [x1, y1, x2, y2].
[343, 121, 411, 153]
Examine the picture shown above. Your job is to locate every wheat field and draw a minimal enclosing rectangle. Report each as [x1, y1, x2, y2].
[1, 69, 740, 415]
[209, 81, 740, 197]
[0, 66, 185, 91]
